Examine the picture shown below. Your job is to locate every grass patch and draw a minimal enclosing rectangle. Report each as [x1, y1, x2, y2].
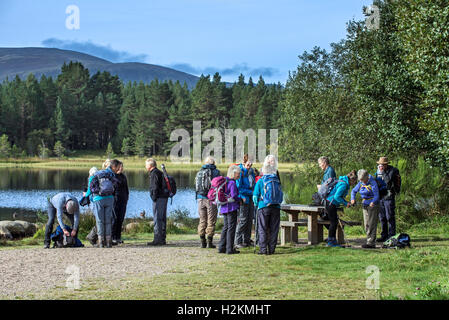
[13, 225, 449, 300]
[0, 154, 297, 172]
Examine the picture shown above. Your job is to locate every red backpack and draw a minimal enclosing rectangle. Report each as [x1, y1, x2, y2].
[207, 176, 228, 205]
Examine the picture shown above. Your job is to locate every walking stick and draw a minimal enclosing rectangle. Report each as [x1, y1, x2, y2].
[254, 208, 258, 254]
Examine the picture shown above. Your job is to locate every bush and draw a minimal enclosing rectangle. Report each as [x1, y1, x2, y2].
[168, 208, 198, 230]
[68, 210, 96, 239]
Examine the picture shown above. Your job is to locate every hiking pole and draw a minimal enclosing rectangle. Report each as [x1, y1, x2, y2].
[253, 208, 258, 254]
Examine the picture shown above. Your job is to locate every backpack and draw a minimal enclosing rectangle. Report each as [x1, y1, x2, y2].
[238, 163, 256, 189]
[195, 168, 212, 197]
[382, 233, 411, 249]
[90, 170, 116, 196]
[261, 174, 283, 206]
[50, 225, 84, 248]
[312, 177, 343, 206]
[161, 164, 177, 198]
[375, 177, 388, 199]
[207, 176, 228, 205]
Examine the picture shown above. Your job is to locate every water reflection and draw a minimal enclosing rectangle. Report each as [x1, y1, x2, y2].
[0, 168, 292, 219]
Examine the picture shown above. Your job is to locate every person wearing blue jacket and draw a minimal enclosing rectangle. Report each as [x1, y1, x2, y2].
[252, 155, 283, 255]
[235, 154, 256, 248]
[84, 159, 120, 248]
[325, 170, 357, 247]
[351, 169, 380, 248]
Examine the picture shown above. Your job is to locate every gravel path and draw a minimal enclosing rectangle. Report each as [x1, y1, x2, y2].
[0, 240, 214, 299]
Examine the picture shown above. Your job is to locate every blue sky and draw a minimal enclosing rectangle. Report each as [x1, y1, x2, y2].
[0, 0, 372, 83]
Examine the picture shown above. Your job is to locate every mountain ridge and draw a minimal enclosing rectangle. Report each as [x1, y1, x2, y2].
[0, 47, 200, 88]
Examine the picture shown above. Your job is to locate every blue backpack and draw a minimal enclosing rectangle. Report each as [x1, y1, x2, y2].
[50, 225, 84, 248]
[261, 174, 283, 206]
[375, 176, 388, 199]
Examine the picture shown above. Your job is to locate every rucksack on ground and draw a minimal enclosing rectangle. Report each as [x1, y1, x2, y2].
[382, 233, 411, 249]
[195, 168, 212, 197]
[51, 225, 84, 248]
[261, 174, 283, 206]
[90, 170, 116, 196]
[207, 176, 228, 205]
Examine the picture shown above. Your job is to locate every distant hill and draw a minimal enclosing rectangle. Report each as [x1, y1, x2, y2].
[0, 47, 200, 89]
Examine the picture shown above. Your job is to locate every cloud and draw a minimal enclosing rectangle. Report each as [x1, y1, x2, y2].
[169, 62, 280, 79]
[42, 38, 148, 63]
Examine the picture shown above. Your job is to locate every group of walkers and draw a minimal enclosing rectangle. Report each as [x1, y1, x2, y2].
[43, 153, 400, 253]
[44, 159, 130, 248]
[317, 156, 401, 248]
[195, 154, 283, 255]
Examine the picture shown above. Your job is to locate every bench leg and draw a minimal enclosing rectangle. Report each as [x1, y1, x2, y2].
[281, 226, 292, 246]
[337, 225, 345, 245]
[317, 224, 324, 243]
[308, 214, 318, 245]
[291, 226, 298, 244]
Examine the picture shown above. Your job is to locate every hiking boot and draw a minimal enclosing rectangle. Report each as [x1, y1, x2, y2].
[105, 236, 112, 248]
[207, 236, 216, 249]
[200, 236, 207, 248]
[111, 239, 119, 246]
[327, 238, 342, 247]
[227, 249, 240, 254]
[147, 241, 166, 246]
[362, 243, 376, 249]
[235, 243, 249, 249]
[43, 244, 50, 249]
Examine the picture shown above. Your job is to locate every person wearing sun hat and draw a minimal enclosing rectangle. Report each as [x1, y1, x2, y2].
[375, 156, 401, 242]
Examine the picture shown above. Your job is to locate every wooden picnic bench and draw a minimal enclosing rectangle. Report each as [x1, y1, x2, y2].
[280, 204, 361, 246]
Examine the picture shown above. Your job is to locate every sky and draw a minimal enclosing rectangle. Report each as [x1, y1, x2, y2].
[0, 0, 373, 83]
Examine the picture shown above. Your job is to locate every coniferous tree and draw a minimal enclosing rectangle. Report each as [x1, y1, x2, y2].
[0, 134, 11, 158]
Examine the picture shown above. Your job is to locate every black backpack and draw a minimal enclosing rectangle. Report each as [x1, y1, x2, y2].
[161, 164, 177, 198]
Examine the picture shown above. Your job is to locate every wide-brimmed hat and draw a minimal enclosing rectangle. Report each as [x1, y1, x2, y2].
[376, 157, 389, 165]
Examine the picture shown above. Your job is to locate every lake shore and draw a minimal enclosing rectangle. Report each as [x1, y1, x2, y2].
[0, 155, 298, 172]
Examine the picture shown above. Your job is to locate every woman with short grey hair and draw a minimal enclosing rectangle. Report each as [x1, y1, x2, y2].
[351, 169, 380, 249]
[252, 155, 283, 255]
[205, 156, 215, 165]
[357, 169, 369, 182]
